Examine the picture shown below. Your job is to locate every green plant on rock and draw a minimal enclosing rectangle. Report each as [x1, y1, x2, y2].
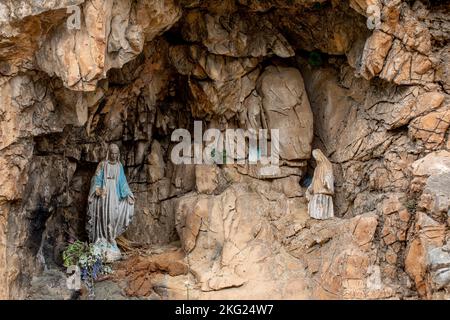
[62, 240, 86, 268]
[62, 240, 112, 294]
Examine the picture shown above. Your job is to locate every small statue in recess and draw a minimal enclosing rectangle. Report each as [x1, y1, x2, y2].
[306, 149, 334, 220]
[87, 143, 135, 262]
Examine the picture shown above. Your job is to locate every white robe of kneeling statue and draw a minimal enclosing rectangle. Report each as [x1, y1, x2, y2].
[306, 149, 334, 220]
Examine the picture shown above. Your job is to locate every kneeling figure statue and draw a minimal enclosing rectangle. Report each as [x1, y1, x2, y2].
[87, 143, 135, 262]
[306, 149, 334, 220]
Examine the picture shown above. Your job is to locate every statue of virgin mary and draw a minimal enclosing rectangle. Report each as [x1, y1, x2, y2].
[87, 143, 135, 262]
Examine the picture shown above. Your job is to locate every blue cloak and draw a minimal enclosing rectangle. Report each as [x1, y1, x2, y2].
[90, 161, 133, 200]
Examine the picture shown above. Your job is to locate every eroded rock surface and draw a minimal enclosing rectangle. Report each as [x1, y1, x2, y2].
[0, 0, 449, 300]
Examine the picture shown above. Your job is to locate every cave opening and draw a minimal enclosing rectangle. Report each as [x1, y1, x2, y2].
[26, 17, 349, 298]
[2, 0, 448, 300]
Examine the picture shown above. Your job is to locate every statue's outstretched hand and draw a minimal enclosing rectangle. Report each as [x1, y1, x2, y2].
[95, 187, 105, 197]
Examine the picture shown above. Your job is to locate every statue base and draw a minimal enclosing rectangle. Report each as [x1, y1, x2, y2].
[94, 238, 122, 263]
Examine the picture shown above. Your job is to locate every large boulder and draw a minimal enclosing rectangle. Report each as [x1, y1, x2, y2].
[256, 66, 313, 161]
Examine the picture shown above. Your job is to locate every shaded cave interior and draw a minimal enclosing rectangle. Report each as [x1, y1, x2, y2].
[29, 55, 339, 265]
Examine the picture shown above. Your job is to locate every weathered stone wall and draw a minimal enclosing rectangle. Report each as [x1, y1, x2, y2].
[0, 0, 449, 299]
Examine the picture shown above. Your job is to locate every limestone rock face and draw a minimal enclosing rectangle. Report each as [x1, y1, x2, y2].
[27, 270, 76, 300]
[405, 212, 446, 298]
[174, 182, 311, 298]
[428, 245, 450, 291]
[180, 11, 295, 58]
[257, 66, 313, 160]
[0, 0, 450, 300]
[36, 0, 181, 91]
[0, 1, 84, 22]
[358, 1, 436, 85]
[285, 213, 400, 299]
[403, 151, 450, 298]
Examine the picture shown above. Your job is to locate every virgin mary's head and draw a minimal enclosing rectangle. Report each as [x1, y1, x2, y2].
[312, 149, 323, 161]
[108, 144, 120, 163]
[312, 149, 332, 169]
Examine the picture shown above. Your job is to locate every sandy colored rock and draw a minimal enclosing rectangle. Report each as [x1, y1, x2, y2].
[409, 109, 450, 150]
[36, 0, 181, 91]
[257, 66, 313, 160]
[170, 45, 260, 82]
[405, 212, 446, 298]
[419, 172, 450, 219]
[147, 140, 165, 183]
[380, 194, 410, 245]
[27, 270, 75, 300]
[187, 68, 260, 118]
[115, 247, 188, 297]
[428, 244, 450, 290]
[195, 165, 219, 194]
[0, 0, 449, 301]
[359, 30, 393, 79]
[369, 90, 445, 130]
[174, 183, 311, 298]
[412, 150, 450, 177]
[181, 11, 294, 58]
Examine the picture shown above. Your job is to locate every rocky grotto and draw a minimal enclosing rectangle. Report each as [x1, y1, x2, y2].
[0, 0, 449, 300]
